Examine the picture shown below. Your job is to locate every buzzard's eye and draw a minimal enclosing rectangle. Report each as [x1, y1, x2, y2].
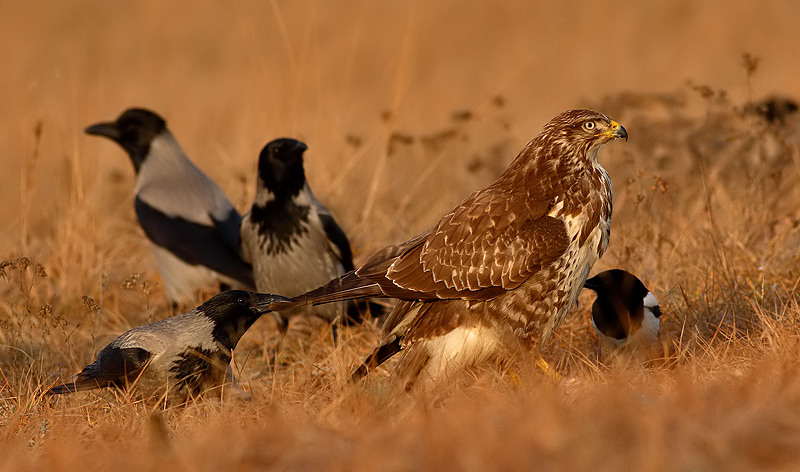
[583, 121, 596, 131]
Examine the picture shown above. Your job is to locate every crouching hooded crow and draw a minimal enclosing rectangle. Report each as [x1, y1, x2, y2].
[47, 291, 288, 404]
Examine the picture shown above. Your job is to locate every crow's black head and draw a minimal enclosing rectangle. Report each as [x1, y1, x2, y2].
[257, 138, 308, 198]
[198, 290, 289, 349]
[85, 108, 167, 172]
[584, 269, 655, 340]
[584, 269, 649, 306]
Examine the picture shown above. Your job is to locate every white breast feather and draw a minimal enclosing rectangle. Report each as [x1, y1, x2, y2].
[418, 326, 502, 381]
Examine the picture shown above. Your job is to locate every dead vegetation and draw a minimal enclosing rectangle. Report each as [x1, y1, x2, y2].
[3, 1, 800, 470]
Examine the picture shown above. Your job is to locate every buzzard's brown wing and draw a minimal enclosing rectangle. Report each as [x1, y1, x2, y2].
[280, 182, 568, 314]
[359, 186, 569, 301]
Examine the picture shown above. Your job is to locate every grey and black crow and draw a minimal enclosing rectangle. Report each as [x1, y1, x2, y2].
[584, 269, 661, 349]
[240, 138, 367, 333]
[85, 108, 255, 305]
[47, 290, 288, 404]
[269, 110, 627, 389]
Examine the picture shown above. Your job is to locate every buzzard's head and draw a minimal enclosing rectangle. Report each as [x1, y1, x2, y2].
[541, 109, 627, 163]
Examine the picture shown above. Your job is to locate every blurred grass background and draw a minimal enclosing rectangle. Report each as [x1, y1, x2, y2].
[2, 0, 800, 470]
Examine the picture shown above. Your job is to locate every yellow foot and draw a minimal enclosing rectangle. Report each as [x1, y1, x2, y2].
[508, 370, 522, 388]
[507, 357, 562, 387]
[535, 357, 562, 381]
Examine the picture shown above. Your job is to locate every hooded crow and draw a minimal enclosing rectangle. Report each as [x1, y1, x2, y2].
[47, 290, 288, 404]
[240, 138, 367, 333]
[583, 269, 661, 349]
[85, 108, 255, 304]
[267, 110, 627, 389]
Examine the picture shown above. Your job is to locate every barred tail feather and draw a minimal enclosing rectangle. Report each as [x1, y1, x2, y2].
[271, 271, 385, 312]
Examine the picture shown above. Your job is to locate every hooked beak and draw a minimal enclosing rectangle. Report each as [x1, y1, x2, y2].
[609, 120, 628, 142]
[85, 122, 121, 141]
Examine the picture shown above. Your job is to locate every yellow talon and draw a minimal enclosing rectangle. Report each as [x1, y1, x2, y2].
[536, 357, 562, 381]
[508, 370, 521, 388]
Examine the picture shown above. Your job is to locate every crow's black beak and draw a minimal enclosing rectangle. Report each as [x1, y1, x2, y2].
[583, 276, 601, 291]
[289, 140, 308, 155]
[253, 293, 292, 313]
[281, 140, 308, 166]
[85, 122, 121, 141]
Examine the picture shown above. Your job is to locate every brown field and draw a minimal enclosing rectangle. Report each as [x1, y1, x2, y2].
[3, 0, 800, 470]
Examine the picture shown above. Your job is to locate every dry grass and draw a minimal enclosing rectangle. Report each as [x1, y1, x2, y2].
[3, 1, 800, 470]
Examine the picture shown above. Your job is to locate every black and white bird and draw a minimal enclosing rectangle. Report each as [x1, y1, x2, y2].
[47, 291, 288, 404]
[240, 138, 363, 332]
[583, 269, 661, 349]
[85, 108, 255, 305]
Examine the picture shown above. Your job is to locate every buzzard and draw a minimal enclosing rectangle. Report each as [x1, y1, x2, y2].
[271, 109, 627, 388]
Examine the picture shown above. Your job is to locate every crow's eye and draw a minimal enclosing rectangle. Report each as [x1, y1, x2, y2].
[583, 121, 596, 131]
[237, 296, 247, 305]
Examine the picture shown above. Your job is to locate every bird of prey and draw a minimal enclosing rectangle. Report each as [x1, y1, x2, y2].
[47, 290, 288, 404]
[583, 269, 661, 349]
[239, 138, 360, 333]
[85, 108, 255, 305]
[272, 109, 627, 389]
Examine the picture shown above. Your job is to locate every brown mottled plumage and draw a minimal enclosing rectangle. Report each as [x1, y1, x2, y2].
[272, 109, 627, 388]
